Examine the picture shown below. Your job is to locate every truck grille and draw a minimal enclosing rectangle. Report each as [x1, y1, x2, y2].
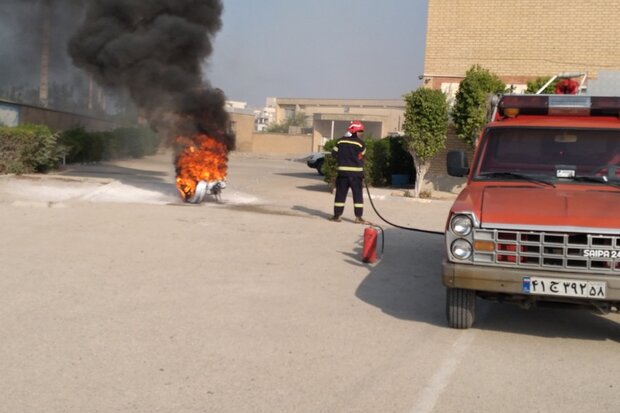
[473, 228, 620, 273]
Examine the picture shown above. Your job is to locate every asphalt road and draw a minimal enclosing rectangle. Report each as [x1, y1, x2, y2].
[0, 152, 618, 413]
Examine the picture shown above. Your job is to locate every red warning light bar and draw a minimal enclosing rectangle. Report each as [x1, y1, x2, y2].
[497, 95, 620, 118]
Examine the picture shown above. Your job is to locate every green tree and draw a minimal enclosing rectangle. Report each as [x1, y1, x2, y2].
[266, 111, 307, 133]
[525, 76, 556, 94]
[452, 65, 505, 147]
[402, 87, 449, 198]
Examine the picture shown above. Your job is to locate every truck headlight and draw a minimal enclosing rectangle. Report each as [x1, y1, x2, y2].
[450, 215, 473, 236]
[451, 239, 472, 260]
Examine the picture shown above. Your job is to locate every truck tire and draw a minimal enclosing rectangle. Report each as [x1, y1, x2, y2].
[446, 287, 476, 329]
[315, 158, 325, 175]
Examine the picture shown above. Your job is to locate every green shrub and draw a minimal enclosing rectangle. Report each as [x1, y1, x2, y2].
[322, 139, 338, 189]
[322, 135, 393, 188]
[87, 132, 108, 162]
[0, 124, 62, 174]
[60, 125, 160, 164]
[364, 137, 391, 186]
[58, 127, 86, 163]
[59, 127, 105, 164]
[0, 124, 161, 172]
[104, 129, 128, 160]
[111, 126, 160, 158]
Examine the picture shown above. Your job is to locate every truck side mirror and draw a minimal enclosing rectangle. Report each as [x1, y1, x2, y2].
[447, 150, 469, 177]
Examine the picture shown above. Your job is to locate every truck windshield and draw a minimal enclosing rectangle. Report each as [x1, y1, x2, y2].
[474, 127, 620, 184]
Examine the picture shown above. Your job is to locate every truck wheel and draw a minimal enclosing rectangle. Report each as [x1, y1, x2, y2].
[315, 159, 325, 175]
[446, 287, 476, 329]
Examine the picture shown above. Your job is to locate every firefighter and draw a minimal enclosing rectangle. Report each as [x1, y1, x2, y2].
[329, 120, 369, 224]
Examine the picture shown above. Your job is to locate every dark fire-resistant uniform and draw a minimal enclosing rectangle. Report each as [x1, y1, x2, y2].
[332, 133, 366, 218]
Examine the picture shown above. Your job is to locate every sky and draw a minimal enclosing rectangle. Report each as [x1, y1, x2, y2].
[0, 0, 429, 110]
[207, 0, 429, 107]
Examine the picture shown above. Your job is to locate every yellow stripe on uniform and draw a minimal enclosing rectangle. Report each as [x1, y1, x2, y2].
[337, 166, 363, 172]
[354, 203, 364, 208]
[334, 202, 346, 207]
[339, 140, 364, 148]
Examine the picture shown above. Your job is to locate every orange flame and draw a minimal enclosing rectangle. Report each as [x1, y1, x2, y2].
[175, 133, 228, 200]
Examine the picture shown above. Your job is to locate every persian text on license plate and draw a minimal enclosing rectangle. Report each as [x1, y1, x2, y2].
[522, 277, 606, 299]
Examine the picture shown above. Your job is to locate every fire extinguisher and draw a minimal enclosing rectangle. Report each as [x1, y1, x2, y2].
[356, 181, 443, 265]
[362, 225, 384, 263]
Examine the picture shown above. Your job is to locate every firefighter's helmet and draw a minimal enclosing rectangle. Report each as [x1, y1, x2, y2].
[348, 121, 365, 134]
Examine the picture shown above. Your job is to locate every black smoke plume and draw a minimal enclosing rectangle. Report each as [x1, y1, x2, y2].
[68, 0, 234, 150]
[0, 0, 86, 103]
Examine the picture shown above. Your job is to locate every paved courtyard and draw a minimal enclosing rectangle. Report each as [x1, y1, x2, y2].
[0, 152, 618, 413]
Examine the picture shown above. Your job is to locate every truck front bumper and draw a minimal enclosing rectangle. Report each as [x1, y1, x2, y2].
[442, 260, 620, 301]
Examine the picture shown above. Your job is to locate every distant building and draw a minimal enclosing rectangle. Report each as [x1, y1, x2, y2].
[272, 97, 406, 152]
[225, 100, 248, 112]
[254, 97, 276, 132]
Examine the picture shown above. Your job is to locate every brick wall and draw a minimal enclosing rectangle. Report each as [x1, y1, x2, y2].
[424, 0, 620, 81]
[421, 0, 620, 192]
[229, 112, 255, 152]
[250, 133, 313, 155]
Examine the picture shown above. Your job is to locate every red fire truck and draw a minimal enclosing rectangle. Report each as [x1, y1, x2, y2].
[443, 93, 620, 328]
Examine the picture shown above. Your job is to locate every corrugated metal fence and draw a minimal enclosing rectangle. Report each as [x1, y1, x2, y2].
[0, 99, 123, 132]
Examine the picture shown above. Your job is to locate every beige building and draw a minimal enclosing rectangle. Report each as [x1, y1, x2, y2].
[273, 98, 406, 152]
[423, 0, 620, 94]
[231, 111, 315, 155]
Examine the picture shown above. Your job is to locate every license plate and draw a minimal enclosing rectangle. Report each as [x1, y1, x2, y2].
[522, 277, 606, 299]
[582, 249, 620, 258]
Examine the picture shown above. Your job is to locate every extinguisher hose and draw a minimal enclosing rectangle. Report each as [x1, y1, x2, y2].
[364, 180, 443, 236]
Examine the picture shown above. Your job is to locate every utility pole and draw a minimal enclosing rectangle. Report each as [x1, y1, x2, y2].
[39, 0, 52, 108]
